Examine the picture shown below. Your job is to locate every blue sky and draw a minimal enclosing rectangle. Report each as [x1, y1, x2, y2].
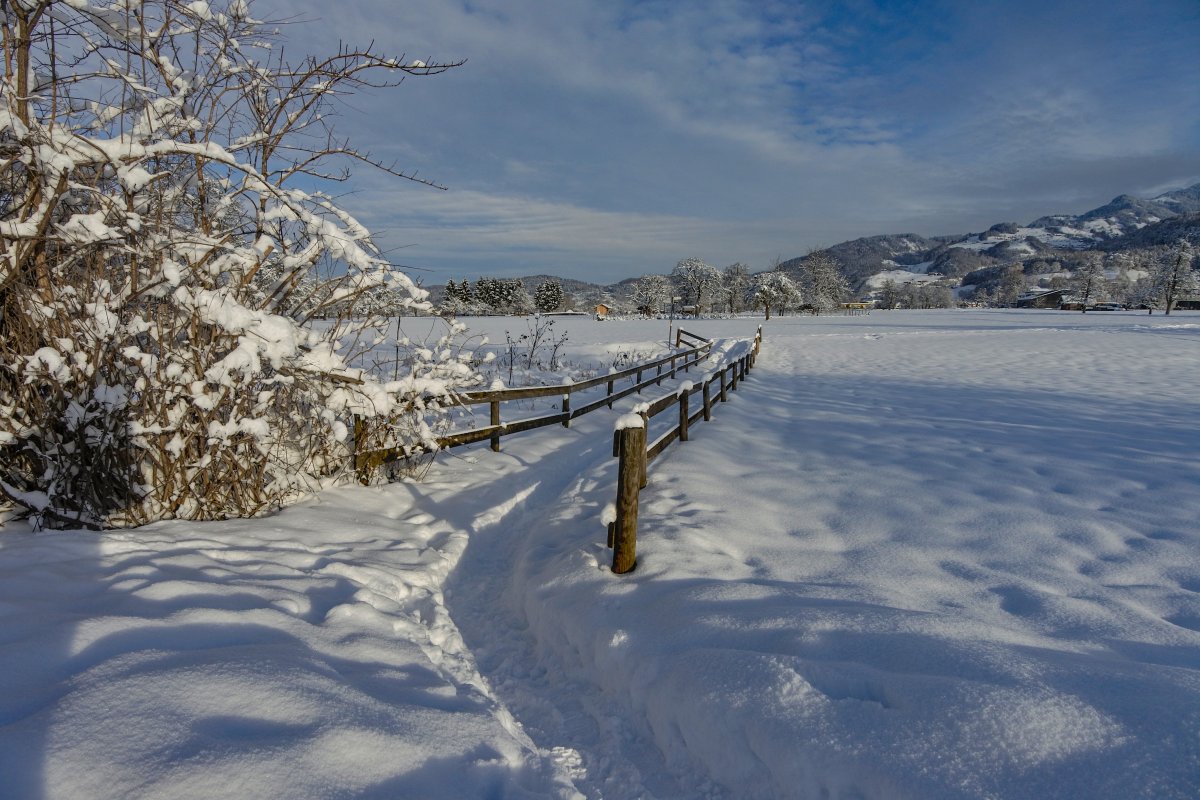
[256, 0, 1200, 284]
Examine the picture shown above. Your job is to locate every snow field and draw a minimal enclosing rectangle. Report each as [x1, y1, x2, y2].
[450, 311, 1200, 798]
[1, 310, 1198, 799]
[0, 488, 581, 798]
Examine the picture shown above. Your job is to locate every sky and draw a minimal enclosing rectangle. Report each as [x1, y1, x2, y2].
[253, 0, 1200, 285]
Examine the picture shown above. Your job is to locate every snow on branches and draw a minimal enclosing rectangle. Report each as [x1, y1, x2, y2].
[0, 0, 473, 528]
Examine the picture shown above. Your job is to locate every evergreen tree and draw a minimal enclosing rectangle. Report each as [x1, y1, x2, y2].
[534, 280, 565, 313]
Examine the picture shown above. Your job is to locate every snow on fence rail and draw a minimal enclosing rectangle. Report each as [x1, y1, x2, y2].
[608, 327, 763, 574]
[351, 329, 717, 483]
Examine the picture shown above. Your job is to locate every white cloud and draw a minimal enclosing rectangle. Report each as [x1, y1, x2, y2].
[343, 185, 797, 280]
[254, 0, 1200, 281]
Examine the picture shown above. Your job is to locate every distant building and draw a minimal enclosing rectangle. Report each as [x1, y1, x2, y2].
[1014, 290, 1067, 309]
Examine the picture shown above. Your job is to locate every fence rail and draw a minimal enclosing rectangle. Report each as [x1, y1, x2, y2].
[353, 328, 717, 482]
[609, 327, 762, 574]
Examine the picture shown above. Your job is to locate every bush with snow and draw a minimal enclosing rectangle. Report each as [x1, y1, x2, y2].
[0, 0, 477, 528]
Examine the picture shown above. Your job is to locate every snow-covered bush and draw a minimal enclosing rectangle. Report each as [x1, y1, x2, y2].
[0, 0, 476, 528]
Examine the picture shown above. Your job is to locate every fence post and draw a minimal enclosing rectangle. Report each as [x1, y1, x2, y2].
[679, 390, 690, 442]
[636, 367, 643, 391]
[703, 381, 712, 421]
[731, 360, 739, 391]
[638, 411, 649, 489]
[612, 424, 645, 574]
[720, 369, 728, 402]
[562, 393, 571, 428]
[490, 400, 501, 452]
[608, 430, 621, 548]
[607, 379, 615, 408]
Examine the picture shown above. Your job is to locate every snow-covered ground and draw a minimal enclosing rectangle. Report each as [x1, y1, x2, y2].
[2, 310, 1199, 799]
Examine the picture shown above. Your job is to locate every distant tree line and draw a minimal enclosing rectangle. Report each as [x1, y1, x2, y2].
[442, 278, 569, 315]
[965, 239, 1198, 313]
[628, 252, 851, 319]
[876, 280, 955, 309]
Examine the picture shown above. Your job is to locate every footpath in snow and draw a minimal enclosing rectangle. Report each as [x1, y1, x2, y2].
[2, 310, 1199, 799]
[445, 311, 1200, 799]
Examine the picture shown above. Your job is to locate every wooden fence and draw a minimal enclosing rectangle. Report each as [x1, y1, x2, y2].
[353, 328, 720, 483]
[609, 327, 763, 574]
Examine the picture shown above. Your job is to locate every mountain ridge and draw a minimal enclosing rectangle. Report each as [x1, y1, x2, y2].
[431, 181, 1200, 305]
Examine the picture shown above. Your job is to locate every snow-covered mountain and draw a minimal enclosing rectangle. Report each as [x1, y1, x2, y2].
[427, 182, 1200, 307]
[783, 182, 1200, 291]
[964, 183, 1200, 253]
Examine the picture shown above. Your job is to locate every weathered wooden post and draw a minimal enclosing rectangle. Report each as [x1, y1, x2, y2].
[562, 393, 571, 428]
[703, 381, 712, 421]
[678, 389, 690, 442]
[730, 360, 739, 391]
[638, 411, 649, 489]
[612, 421, 646, 574]
[720, 369, 728, 402]
[490, 400, 501, 452]
[607, 378, 615, 408]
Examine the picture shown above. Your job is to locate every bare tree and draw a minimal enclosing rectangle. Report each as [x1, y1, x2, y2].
[752, 272, 801, 320]
[671, 257, 722, 312]
[801, 251, 849, 314]
[1070, 253, 1108, 312]
[997, 265, 1025, 306]
[1151, 241, 1198, 315]
[631, 274, 671, 314]
[722, 263, 751, 314]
